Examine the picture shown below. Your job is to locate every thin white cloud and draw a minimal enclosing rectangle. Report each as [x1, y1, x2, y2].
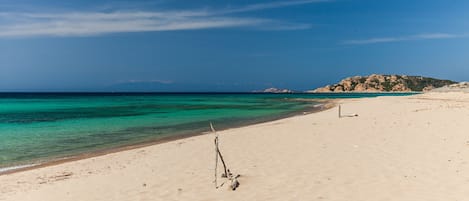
[343, 33, 467, 45]
[414, 33, 459, 39]
[126, 79, 174, 84]
[343, 37, 405, 45]
[0, 15, 266, 37]
[256, 21, 312, 31]
[0, 0, 326, 38]
[220, 0, 330, 14]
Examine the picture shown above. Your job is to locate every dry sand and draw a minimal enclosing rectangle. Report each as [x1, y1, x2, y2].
[2, 92, 469, 201]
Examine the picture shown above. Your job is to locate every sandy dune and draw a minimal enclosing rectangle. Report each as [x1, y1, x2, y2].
[2, 92, 469, 201]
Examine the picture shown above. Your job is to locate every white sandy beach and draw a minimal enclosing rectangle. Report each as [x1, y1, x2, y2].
[2, 92, 469, 201]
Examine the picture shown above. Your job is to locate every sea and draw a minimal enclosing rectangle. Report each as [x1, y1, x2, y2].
[0, 92, 416, 172]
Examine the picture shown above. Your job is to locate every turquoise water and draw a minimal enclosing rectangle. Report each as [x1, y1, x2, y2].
[0, 92, 415, 169]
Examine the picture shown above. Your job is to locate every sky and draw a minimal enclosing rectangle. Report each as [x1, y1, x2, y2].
[1, 0, 469, 92]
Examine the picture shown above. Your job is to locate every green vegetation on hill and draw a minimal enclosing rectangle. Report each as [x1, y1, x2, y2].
[313, 74, 456, 92]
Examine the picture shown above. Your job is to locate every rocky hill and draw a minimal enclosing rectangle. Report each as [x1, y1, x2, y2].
[313, 74, 456, 92]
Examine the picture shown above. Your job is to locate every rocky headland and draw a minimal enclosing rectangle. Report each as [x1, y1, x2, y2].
[312, 74, 456, 92]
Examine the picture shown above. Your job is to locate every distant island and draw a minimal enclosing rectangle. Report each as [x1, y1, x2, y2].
[311, 74, 456, 92]
[254, 88, 294, 93]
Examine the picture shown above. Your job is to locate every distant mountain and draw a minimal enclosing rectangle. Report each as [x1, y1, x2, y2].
[106, 81, 276, 92]
[106, 81, 181, 92]
[311, 74, 456, 92]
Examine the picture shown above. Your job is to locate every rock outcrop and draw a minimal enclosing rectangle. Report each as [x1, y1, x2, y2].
[312, 74, 456, 92]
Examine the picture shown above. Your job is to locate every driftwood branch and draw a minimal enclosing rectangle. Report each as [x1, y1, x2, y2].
[213, 123, 219, 188]
[211, 122, 240, 190]
[338, 104, 359, 118]
[212, 124, 228, 178]
[212, 122, 228, 188]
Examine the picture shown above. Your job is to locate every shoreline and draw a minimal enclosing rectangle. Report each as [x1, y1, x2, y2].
[0, 99, 336, 176]
[8, 92, 469, 200]
[307, 91, 422, 94]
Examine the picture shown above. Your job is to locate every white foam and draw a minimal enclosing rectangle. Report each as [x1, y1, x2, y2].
[0, 164, 37, 174]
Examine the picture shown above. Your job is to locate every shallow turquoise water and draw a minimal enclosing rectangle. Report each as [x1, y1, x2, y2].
[0, 92, 415, 169]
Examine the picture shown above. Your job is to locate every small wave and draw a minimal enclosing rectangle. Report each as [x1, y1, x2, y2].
[0, 164, 37, 174]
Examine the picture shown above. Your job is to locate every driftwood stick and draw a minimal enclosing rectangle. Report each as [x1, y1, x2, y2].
[211, 122, 228, 187]
[211, 122, 239, 190]
[338, 104, 359, 118]
[230, 176, 240, 190]
[217, 147, 228, 178]
[213, 132, 219, 187]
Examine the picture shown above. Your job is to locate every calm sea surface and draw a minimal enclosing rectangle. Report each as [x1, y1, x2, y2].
[0, 92, 415, 170]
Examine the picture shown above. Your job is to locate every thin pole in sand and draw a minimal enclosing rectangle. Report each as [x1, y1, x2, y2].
[338, 104, 342, 118]
[213, 123, 219, 188]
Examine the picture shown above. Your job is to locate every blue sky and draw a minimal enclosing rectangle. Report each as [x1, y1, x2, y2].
[1, 0, 469, 92]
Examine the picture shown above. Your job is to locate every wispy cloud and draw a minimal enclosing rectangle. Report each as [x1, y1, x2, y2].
[220, 0, 330, 14]
[0, 12, 266, 37]
[0, 0, 325, 38]
[343, 33, 467, 45]
[125, 79, 174, 84]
